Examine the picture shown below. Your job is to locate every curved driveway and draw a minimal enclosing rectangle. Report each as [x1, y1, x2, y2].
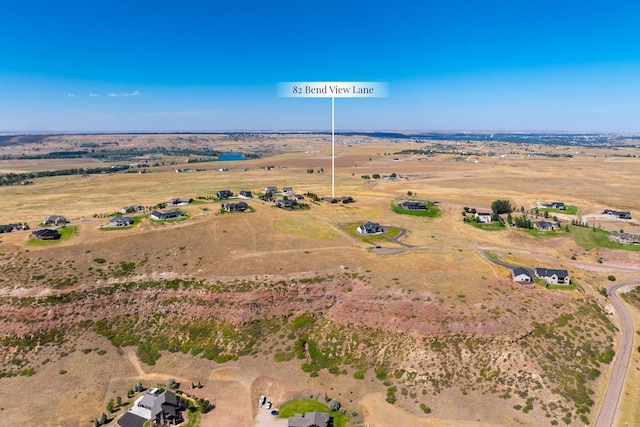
[595, 281, 637, 427]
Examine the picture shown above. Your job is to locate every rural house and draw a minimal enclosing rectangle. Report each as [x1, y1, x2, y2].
[166, 197, 192, 206]
[535, 221, 555, 232]
[239, 190, 253, 198]
[357, 222, 383, 234]
[150, 210, 185, 221]
[32, 228, 61, 240]
[399, 201, 427, 210]
[603, 209, 632, 219]
[119, 205, 144, 214]
[109, 216, 133, 227]
[512, 267, 533, 284]
[545, 202, 565, 210]
[610, 232, 639, 245]
[264, 186, 278, 195]
[534, 268, 570, 285]
[288, 412, 330, 427]
[43, 215, 68, 226]
[283, 186, 294, 194]
[224, 201, 248, 212]
[276, 199, 297, 208]
[216, 190, 233, 199]
[475, 212, 492, 223]
[118, 388, 183, 427]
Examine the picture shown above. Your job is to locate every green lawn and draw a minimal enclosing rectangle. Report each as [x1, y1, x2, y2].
[344, 223, 398, 245]
[517, 227, 567, 238]
[277, 399, 348, 427]
[538, 205, 578, 215]
[390, 201, 441, 218]
[466, 218, 504, 231]
[572, 227, 640, 251]
[27, 225, 78, 245]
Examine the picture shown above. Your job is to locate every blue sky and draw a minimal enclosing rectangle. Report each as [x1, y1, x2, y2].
[1, 1, 640, 132]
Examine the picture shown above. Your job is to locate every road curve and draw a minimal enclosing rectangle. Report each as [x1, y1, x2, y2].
[595, 281, 638, 427]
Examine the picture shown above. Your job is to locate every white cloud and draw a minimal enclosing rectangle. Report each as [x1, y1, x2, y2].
[108, 93, 118, 97]
[89, 93, 100, 97]
[67, 93, 75, 97]
[122, 90, 141, 97]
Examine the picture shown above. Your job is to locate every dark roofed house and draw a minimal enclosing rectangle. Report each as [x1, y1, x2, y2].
[239, 190, 253, 198]
[32, 228, 61, 240]
[264, 186, 278, 195]
[340, 196, 354, 204]
[276, 199, 297, 208]
[535, 221, 555, 232]
[109, 216, 133, 227]
[283, 186, 294, 194]
[43, 215, 68, 226]
[225, 201, 249, 212]
[534, 268, 570, 285]
[166, 197, 192, 206]
[216, 190, 233, 199]
[603, 209, 632, 219]
[150, 210, 185, 221]
[512, 267, 533, 283]
[399, 201, 427, 210]
[118, 389, 183, 427]
[357, 222, 383, 234]
[288, 411, 330, 427]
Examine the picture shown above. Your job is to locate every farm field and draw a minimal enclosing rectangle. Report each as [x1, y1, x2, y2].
[0, 133, 639, 427]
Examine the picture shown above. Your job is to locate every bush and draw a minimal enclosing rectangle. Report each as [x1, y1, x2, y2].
[419, 403, 431, 414]
[353, 370, 365, 380]
[607, 275, 616, 281]
[329, 399, 341, 411]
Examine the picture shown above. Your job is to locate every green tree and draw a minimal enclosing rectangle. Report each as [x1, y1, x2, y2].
[99, 413, 107, 425]
[107, 398, 114, 413]
[491, 199, 512, 214]
[167, 378, 178, 389]
[329, 399, 341, 411]
[372, 173, 381, 179]
[407, 191, 413, 196]
[116, 396, 122, 407]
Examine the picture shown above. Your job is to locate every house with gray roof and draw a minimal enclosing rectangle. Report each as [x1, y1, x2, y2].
[512, 267, 533, 284]
[120, 205, 144, 214]
[357, 222, 383, 234]
[399, 201, 427, 210]
[109, 216, 133, 227]
[288, 411, 330, 427]
[43, 215, 68, 226]
[534, 268, 570, 285]
[535, 220, 555, 232]
[224, 201, 249, 212]
[150, 210, 185, 221]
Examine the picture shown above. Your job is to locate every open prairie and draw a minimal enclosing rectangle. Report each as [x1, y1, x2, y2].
[0, 133, 639, 427]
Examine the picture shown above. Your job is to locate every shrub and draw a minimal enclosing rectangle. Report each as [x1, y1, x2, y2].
[607, 275, 616, 281]
[353, 370, 365, 380]
[419, 403, 431, 414]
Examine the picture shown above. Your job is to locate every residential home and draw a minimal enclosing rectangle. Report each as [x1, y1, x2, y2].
[323, 197, 339, 204]
[474, 212, 492, 224]
[512, 267, 533, 283]
[264, 186, 278, 195]
[119, 205, 144, 214]
[295, 194, 305, 200]
[546, 202, 565, 210]
[610, 232, 640, 245]
[43, 215, 68, 226]
[283, 186, 294, 194]
[216, 190, 233, 199]
[534, 268, 570, 285]
[603, 209, 632, 219]
[109, 216, 133, 227]
[150, 210, 185, 221]
[166, 197, 192, 206]
[118, 389, 183, 427]
[276, 199, 297, 208]
[32, 229, 61, 240]
[288, 412, 330, 427]
[535, 221, 555, 232]
[399, 201, 427, 210]
[239, 190, 253, 198]
[357, 222, 383, 234]
[225, 201, 249, 212]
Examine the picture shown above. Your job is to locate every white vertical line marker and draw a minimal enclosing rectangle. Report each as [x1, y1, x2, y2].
[332, 96, 335, 198]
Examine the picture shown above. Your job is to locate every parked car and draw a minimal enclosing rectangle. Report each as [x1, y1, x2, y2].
[266, 401, 272, 410]
[259, 395, 266, 405]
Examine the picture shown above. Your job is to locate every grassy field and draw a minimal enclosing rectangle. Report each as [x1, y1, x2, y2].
[572, 226, 640, 251]
[0, 133, 639, 427]
[538, 205, 578, 215]
[27, 225, 78, 245]
[278, 398, 349, 427]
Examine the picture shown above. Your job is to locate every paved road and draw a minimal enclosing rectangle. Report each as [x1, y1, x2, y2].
[594, 281, 638, 427]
